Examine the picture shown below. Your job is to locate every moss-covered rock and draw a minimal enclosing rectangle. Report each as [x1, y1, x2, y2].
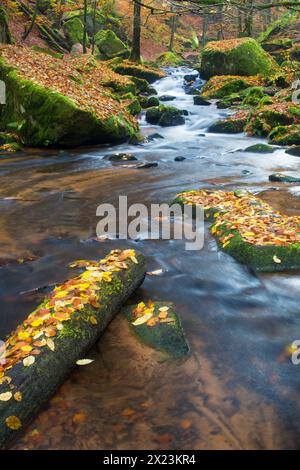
[95, 29, 129, 59]
[269, 173, 300, 182]
[130, 76, 155, 94]
[216, 93, 242, 109]
[145, 105, 185, 127]
[269, 125, 300, 145]
[0, 46, 138, 147]
[122, 301, 189, 360]
[246, 104, 295, 137]
[156, 52, 184, 66]
[0, 132, 22, 153]
[242, 87, 268, 106]
[244, 143, 276, 153]
[63, 18, 87, 46]
[200, 38, 278, 79]
[208, 115, 246, 134]
[124, 97, 142, 116]
[173, 189, 300, 272]
[144, 96, 159, 108]
[113, 61, 165, 84]
[201, 75, 263, 99]
[193, 95, 210, 106]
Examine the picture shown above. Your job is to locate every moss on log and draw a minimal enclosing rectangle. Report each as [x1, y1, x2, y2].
[122, 301, 189, 360]
[0, 249, 146, 449]
[172, 190, 300, 272]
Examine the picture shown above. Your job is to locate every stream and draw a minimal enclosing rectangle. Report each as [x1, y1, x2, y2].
[1, 67, 300, 449]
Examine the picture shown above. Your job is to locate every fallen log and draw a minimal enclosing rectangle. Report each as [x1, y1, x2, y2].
[0, 249, 146, 449]
[173, 189, 300, 272]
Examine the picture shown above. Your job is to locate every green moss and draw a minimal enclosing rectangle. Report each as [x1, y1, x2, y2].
[0, 58, 137, 147]
[242, 87, 267, 106]
[244, 143, 276, 153]
[269, 125, 300, 145]
[257, 11, 298, 43]
[145, 105, 185, 126]
[208, 116, 246, 134]
[201, 38, 278, 79]
[95, 29, 129, 59]
[156, 52, 184, 66]
[144, 96, 159, 108]
[201, 75, 261, 99]
[122, 302, 189, 360]
[125, 97, 142, 116]
[113, 62, 165, 84]
[63, 18, 88, 46]
[30, 46, 63, 60]
[246, 105, 294, 137]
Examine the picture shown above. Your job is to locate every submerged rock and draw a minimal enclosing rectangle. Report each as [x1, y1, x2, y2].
[244, 143, 276, 153]
[174, 156, 186, 161]
[200, 37, 278, 79]
[184, 73, 198, 82]
[193, 95, 211, 106]
[145, 105, 185, 127]
[158, 95, 176, 101]
[122, 301, 189, 360]
[269, 173, 300, 182]
[105, 153, 137, 162]
[285, 146, 300, 156]
[136, 162, 158, 169]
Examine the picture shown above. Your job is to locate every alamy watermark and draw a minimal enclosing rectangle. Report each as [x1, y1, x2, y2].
[96, 196, 204, 251]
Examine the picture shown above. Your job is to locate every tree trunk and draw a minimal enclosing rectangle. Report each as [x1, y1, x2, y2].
[0, 250, 146, 449]
[91, 0, 98, 55]
[0, 6, 12, 44]
[83, 0, 88, 54]
[130, 1, 141, 63]
[22, 1, 38, 40]
[201, 15, 208, 48]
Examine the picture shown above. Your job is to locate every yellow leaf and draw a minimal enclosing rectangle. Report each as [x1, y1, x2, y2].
[5, 416, 22, 431]
[273, 255, 282, 264]
[14, 391, 22, 402]
[76, 359, 94, 366]
[23, 356, 35, 367]
[46, 338, 55, 351]
[0, 392, 12, 402]
[132, 312, 153, 326]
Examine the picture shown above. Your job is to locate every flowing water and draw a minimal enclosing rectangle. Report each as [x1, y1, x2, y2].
[1, 68, 300, 449]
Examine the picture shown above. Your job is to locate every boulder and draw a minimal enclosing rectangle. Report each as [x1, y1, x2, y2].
[122, 301, 189, 360]
[246, 104, 294, 137]
[113, 62, 165, 84]
[95, 29, 129, 59]
[269, 173, 300, 182]
[156, 52, 184, 66]
[158, 95, 176, 101]
[200, 38, 278, 79]
[144, 96, 159, 108]
[285, 145, 300, 156]
[0, 46, 138, 147]
[244, 143, 276, 153]
[63, 18, 87, 46]
[193, 95, 211, 106]
[201, 75, 263, 99]
[269, 125, 300, 145]
[145, 105, 185, 127]
[208, 116, 246, 134]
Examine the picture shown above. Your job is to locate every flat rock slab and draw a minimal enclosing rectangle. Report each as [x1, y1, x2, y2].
[173, 189, 300, 272]
[122, 301, 189, 360]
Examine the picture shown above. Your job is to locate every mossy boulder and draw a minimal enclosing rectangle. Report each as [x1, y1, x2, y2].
[246, 104, 295, 137]
[201, 38, 278, 79]
[201, 75, 262, 99]
[208, 115, 246, 134]
[122, 301, 189, 360]
[130, 76, 155, 94]
[269, 173, 300, 182]
[95, 29, 129, 59]
[242, 87, 268, 107]
[113, 61, 165, 84]
[269, 125, 300, 145]
[244, 143, 276, 153]
[0, 48, 138, 147]
[124, 97, 142, 116]
[145, 105, 185, 127]
[285, 145, 300, 157]
[193, 95, 210, 106]
[63, 18, 87, 46]
[156, 52, 184, 66]
[216, 93, 242, 109]
[144, 96, 159, 108]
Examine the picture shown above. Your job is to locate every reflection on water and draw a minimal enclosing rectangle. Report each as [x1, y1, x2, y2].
[1, 68, 300, 449]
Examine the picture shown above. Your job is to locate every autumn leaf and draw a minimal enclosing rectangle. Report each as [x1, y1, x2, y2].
[14, 391, 22, 402]
[132, 312, 153, 326]
[76, 359, 94, 366]
[5, 416, 22, 431]
[23, 356, 35, 367]
[0, 392, 12, 402]
[72, 412, 87, 424]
